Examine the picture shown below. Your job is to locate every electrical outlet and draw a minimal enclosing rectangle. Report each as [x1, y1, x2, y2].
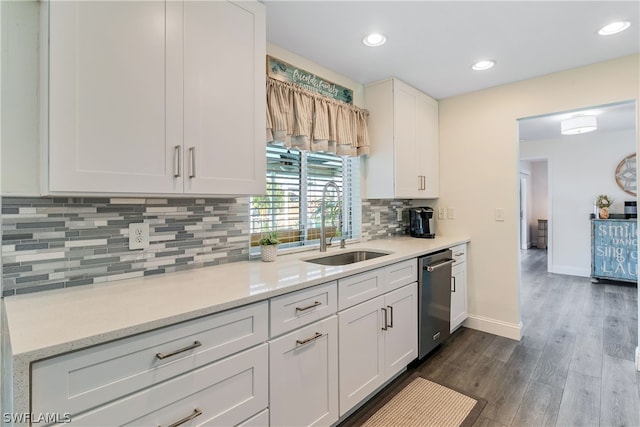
[129, 222, 150, 250]
[374, 211, 381, 225]
[437, 207, 446, 220]
[396, 208, 403, 221]
[447, 207, 456, 219]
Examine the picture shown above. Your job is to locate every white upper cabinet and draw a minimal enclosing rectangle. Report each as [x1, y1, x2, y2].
[47, 0, 265, 196]
[183, 1, 265, 195]
[364, 78, 439, 199]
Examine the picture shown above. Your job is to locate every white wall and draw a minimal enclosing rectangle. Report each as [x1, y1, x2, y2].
[438, 54, 639, 341]
[521, 129, 635, 276]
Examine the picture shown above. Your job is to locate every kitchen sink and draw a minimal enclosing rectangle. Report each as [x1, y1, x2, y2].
[303, 250, 390, 266]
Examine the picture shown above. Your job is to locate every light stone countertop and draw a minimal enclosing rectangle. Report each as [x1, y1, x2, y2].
[2, 235, 469, 414]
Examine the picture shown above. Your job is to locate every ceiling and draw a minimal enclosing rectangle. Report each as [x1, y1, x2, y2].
[264, 1, 639, 141]
[518, 101, 637, 142]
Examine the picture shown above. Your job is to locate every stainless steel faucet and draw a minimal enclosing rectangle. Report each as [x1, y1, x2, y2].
[320, 180, 346, 252]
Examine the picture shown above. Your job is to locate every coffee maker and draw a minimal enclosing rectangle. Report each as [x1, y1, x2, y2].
[409, 207, 435, 238]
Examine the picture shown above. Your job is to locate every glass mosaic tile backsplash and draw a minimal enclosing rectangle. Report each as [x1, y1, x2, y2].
[1, 197, 410, 296]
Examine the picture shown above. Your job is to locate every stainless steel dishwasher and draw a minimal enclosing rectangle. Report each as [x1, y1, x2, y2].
[418, 249, 454, 359]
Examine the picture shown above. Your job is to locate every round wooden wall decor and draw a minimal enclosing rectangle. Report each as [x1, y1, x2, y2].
[615, 153, 637, 196]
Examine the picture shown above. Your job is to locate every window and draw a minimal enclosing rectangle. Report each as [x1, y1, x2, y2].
[250, 145, 361, 251]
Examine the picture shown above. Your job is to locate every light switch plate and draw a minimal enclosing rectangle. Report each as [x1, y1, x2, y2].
[437, 207, 446, 220]
[495, 208, 505, 222]
[447, 207, 456, 219]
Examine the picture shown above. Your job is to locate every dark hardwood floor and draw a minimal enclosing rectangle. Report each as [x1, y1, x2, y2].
[343, 248, 640, 427]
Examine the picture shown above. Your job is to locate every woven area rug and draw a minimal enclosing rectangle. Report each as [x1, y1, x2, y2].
[343, 372, 486, 427]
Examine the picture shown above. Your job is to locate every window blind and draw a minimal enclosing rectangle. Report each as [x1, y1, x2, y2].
[250, 146, 360, 251]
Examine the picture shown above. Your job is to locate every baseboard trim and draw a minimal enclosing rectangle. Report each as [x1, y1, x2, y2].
[463, 315, 522, 341]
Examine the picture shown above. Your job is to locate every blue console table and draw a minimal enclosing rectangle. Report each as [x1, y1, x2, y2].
[591, 218, 638, 283]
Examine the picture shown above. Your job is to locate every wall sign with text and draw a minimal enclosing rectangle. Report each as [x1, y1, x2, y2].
[591, 219, 637, 283]
[267, 56, 353, 104]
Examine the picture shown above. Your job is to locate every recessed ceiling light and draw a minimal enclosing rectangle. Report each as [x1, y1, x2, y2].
[598, 21, 631, 36]
[363, 33, 387, 47]
[471, 60, 496, 71]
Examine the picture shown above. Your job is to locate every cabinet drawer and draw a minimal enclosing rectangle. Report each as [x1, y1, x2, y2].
[61, 344, 269, 426]
[238, 409, 269, 427]
[270, 281, 337, 337]
[384, 259, 417, 292]
[451, 243, 467, 266]
[32, 301, 268, 417]
[338, 268, 385, 310]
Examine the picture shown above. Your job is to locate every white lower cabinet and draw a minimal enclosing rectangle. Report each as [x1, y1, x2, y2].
[338, 283, 418, 416]
[63, 344, 268, 426]
[28, 260, 425, 426]
[269, 316, 339, 427]
[450, 244, 468, 332]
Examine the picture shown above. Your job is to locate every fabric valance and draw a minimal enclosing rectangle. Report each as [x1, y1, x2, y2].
[266, 77, 370, 157]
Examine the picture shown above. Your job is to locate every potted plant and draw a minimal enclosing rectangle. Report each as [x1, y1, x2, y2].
[595, 194, 613, 219]
[259, 231, 280, 262]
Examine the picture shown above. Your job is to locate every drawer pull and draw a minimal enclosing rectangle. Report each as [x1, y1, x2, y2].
[295, 301, 322, 312]
[162, 408, 203, 427]
[156, 341, 202, 360]
[296, 332, 323, 346]
[387, 305, 394, 328]
[455, 252, 465, 257]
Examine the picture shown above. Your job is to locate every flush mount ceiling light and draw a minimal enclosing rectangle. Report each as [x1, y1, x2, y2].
[598, 21, 631, 35]
[471, 60, 496, 71]
[362, 33, 387, 47]
[561, 115, 598, 135]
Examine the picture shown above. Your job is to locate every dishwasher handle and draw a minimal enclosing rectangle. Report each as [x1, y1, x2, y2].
[425, 258, 455, 272]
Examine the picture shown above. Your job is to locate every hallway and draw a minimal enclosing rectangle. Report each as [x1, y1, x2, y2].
[344, 249, 640, 426]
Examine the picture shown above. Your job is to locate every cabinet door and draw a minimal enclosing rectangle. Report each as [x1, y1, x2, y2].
[384, 283, 418, 378]
[183, 1, 266, 195]
[393, 81, 421, 198]
[269, 316, 338, 427]
[48, 1, 182, 194]
[416, 92, 439, 198]
[338, 296, 385, 416]
[451, 263, 468, 332]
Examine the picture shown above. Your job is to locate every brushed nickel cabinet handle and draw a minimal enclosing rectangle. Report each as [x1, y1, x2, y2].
[455, 252, 464, 257]
[174, 145, 181, 178]
[295, 301, 321, 312]
[161, 409, 203, 427]
[156, 340, 201, 360]
[381, 307, 388, 330]
[189, 146, 196, 179]
[387, 305, 393, 328]
[296, 332, 323, 346]
[452, 276, 457, 293]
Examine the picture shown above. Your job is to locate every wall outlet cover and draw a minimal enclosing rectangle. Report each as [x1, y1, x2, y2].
[438, 207, 446, 220]
[129, 222, 150, 250]
[374, 211, 381, 225]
